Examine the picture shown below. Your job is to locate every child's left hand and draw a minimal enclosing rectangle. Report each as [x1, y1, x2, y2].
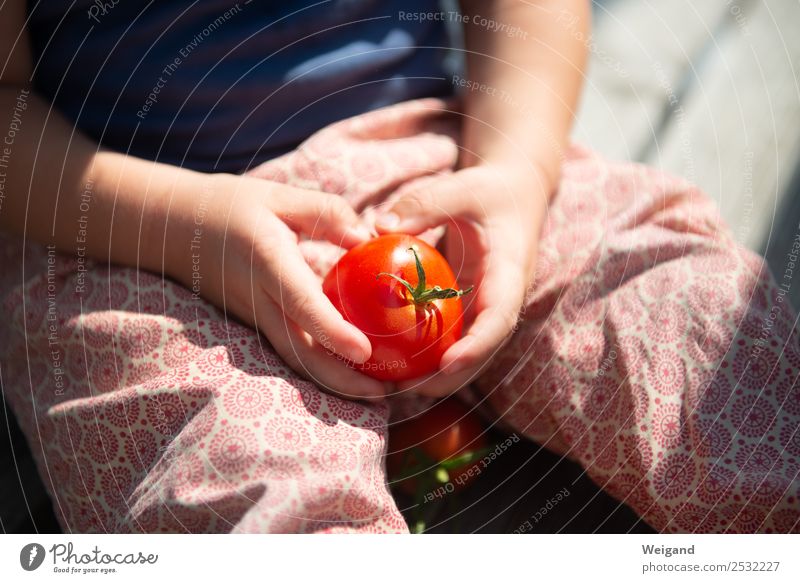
[375, 162, 549, 396]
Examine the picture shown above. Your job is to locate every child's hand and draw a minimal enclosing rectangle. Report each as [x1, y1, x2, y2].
[166, 173, 388, 399]
[375, 163, 548, 396]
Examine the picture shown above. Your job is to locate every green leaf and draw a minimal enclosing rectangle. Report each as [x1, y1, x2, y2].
[408, 245, 426, 295]
[437, 446, 492, 470]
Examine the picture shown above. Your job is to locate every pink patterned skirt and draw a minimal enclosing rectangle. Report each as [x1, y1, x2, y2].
[2, 99, 798, 533]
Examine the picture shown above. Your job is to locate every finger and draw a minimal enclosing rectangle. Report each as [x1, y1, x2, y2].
[273, 187, 371, 248]
[395, 363, 483, 398]
[256, 295, 389, 400]
[255, 223, 372, 364]
[375, 173, 484, 235]
[440, 255, 525, 374]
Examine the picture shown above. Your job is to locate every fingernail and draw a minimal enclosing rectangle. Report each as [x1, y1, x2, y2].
[347, 224, 372, 241]
[445, 358, 467, 375]
[348, 346, 369, 365]
[442, 339, 473, 374]
[376, 212, 400, 230]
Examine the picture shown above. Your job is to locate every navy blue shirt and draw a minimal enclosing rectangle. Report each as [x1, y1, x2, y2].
[28, 1, 454, 172]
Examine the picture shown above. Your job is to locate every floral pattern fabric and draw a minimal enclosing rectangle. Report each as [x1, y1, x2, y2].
[1, 98, 798, 533]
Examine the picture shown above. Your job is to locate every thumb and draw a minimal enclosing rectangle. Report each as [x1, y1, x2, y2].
[276, 188, 371, 248]
[375, 174, 480, 235]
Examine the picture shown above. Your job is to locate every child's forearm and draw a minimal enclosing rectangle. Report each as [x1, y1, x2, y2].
[458, 0, 589, 189]
[0, 85, 204, 274]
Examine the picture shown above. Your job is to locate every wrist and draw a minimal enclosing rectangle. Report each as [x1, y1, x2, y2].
[158, 170, 226, 284]
[465, 145, 560, 189]
[458, 113, 564, 198]
[472, 159, 551, 220]
[84, 151, 214, 279]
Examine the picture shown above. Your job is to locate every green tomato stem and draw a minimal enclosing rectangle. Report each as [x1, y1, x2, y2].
[376, 246, 473, 306]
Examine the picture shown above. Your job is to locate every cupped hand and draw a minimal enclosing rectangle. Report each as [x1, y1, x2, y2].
[166, 173, 388, 400]
[375, 163, 549, 396]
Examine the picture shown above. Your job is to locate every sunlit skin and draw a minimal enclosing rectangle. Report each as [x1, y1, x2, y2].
[323, 234, 472, 381]
[0, 0, 588, 399]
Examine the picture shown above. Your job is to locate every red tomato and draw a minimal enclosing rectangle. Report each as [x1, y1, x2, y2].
[322, 234, 471, 381]
[386, 399, 487, 494]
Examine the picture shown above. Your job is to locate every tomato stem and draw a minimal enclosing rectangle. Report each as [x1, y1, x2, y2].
[377, 246, 473, 306]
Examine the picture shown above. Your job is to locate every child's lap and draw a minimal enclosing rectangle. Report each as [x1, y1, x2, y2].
[2, 98, 798, 532]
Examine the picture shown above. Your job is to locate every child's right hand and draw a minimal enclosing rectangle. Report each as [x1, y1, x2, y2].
[164, 172, 387, 400]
